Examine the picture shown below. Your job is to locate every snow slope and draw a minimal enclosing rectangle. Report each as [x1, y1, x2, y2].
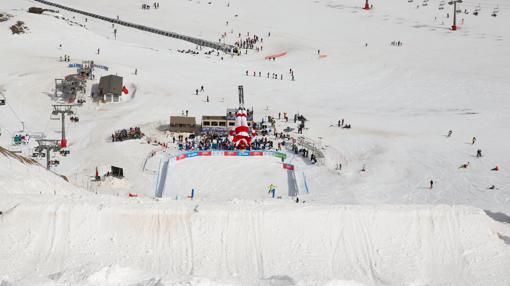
[1, 0, 510, 284]
[1, 201, 509, 286]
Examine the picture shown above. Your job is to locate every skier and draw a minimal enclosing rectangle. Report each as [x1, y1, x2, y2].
[471, 137, 476, 145]
[430, 180, 434, 189]
[296, 197, 299, 203]
[488, 185, 496, 190]
[447, 130, 453, 137]
[206, 96, 209, 102]
[476, 149, 482, 158]
[134, 68, 138, 75]
[361, 164, 366, 172]
[185, 110, 189, 116]
[97, 48, 100, 54]
[200, 85, 204, 92]
[195, 89, 199, 95]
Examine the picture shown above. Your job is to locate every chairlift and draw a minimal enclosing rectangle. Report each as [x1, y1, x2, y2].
[0, 95, 5, 106]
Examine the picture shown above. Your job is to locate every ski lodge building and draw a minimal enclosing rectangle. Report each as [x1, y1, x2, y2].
[201, 108, 254, 135]
[169, 116, 198, 134]
[97, 75, 123, 102]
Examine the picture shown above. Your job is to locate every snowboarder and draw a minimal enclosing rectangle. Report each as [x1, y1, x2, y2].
[491, 165, 500, 171]
[488, 185, 496, 190]
[459, 162, 470, 169]
[447, 130, 453, 137]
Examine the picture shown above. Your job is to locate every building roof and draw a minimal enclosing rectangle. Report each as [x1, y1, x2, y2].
[170, 116, 196, 125]
[202, 115, 226, 121]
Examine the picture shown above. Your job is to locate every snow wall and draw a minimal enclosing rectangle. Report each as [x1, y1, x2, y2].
[1, 203, 509, 285]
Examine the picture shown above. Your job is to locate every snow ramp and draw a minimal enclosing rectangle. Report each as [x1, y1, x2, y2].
[1, 203, 509, 285]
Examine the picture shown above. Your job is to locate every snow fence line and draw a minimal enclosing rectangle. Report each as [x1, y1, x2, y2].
[154, 150, 290, 198]
[33, 0, 237, 54]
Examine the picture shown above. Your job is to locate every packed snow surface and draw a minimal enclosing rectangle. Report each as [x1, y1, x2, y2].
[1, 0, 510, 284]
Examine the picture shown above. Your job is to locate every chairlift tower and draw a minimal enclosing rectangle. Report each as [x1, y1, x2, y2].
[51, 104, 75, 148]
[448, 0, 462, 31]
[35, 139, 61, 170]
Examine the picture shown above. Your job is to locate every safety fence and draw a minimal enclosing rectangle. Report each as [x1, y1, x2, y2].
[155, 150, 292, 198]
[34, 0, 237, 53]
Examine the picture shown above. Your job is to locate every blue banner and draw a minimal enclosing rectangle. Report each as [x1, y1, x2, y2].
[93, 64, 109, 71]
[187, 151, 198, 158]
[68, 63, 82, 68]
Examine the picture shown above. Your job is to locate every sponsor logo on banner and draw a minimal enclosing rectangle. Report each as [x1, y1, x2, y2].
[187, 151, 198, 158]
[238, 151, 250, 156]
[250, 151, 263, 156]
[274, 152, 287, 159]
[224, 151, 238, 156]
[212, 151, 223, 156]
[93, 64, 109, 71]
[176, 154, 187, 161]
[68, 63, 82, 68]
[199, 151, 212, 156]
[283, 163, 295, 171]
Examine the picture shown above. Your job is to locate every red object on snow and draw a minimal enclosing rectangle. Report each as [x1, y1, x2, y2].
[60, 138, 68, 148]
[283, 163, 295, 171]
[128, 193, 138, 197]
[363, 0, 370, 10]
[95, 167, 99, 177]
[122, 86, 129, 94]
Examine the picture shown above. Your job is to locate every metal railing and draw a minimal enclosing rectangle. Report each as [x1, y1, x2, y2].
[34, 0, 236, 53]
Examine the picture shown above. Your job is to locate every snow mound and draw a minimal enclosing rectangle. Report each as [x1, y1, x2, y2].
[1, 203, 509, 285]
[0, 146, 76, 195]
